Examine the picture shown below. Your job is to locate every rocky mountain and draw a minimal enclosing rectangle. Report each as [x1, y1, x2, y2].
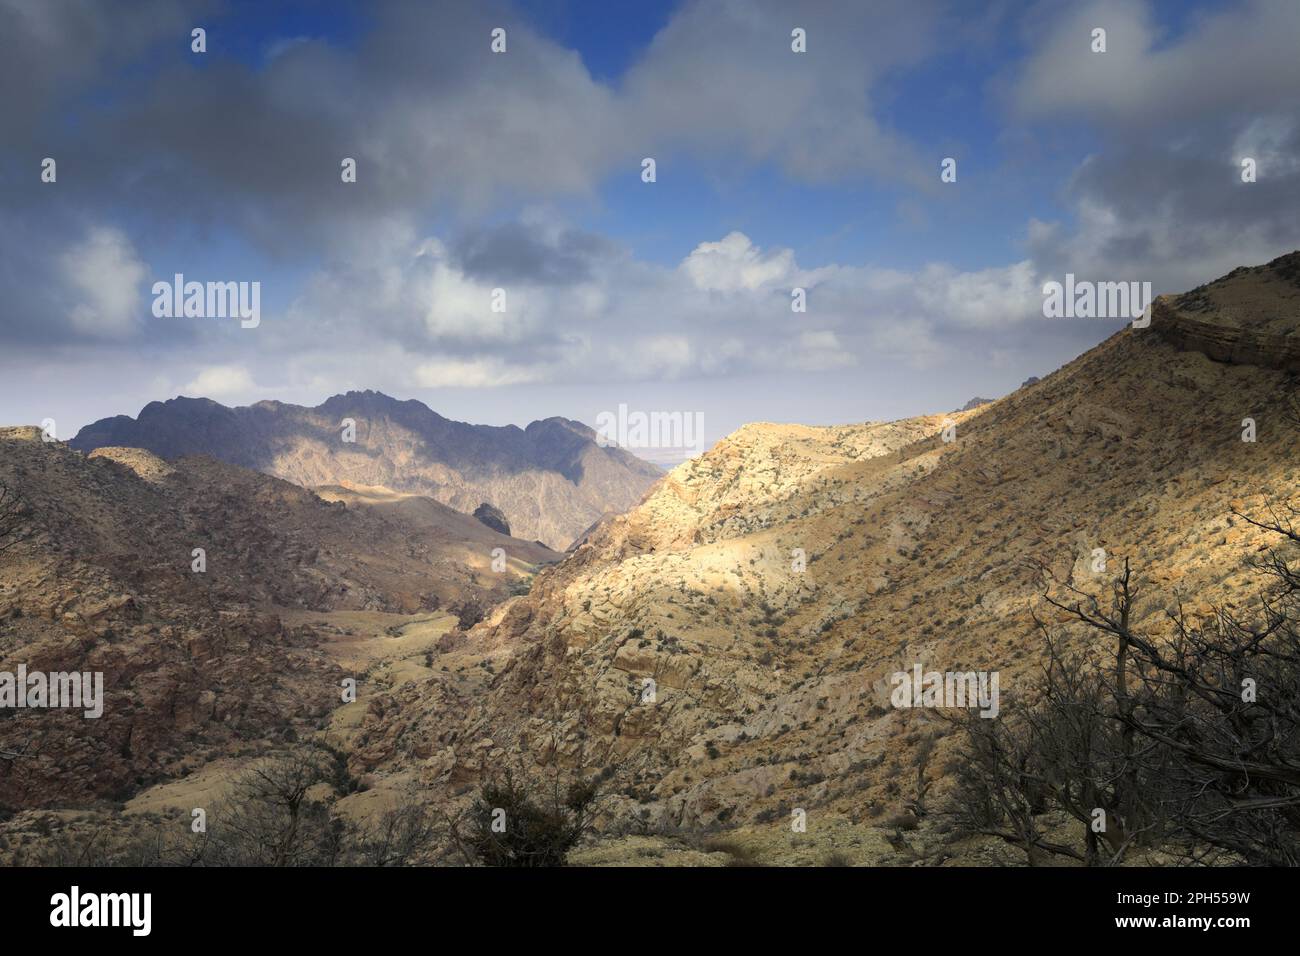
[5, 254, 1296, 865]
[0, 432, 555, 811]
[342, 254, 1298, 853]
[70, 391, 662, 550]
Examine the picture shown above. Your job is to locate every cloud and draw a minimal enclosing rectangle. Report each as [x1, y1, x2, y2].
[1004, 0, 1300, 294]
[681, 232, 799, 293]
[790, 330, 856, 371]
[1011, 0, 1300, 129]
[1, 0, 948, 273]
[0, 0, 971, 372]
[0, 0, 207, 132]
[451, 221, 621, 286]
[1233, 116, 1300, 178]
[1026, 139, 1300, 294]
[278, 220, 1076, 384]
[867, 319, 944, 370]
[59, 227, 149, 338]
[182, 364, 258, 398]
[414, 357, 546, 388]
[915, 260, 1039, 329]
[624, 0, 942, 185]
[6, 0, 1293, 437]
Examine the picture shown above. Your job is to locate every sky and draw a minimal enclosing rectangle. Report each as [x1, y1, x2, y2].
[1, 0, 1298, 451]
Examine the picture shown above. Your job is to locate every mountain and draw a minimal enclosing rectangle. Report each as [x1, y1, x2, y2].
[6, 254, 1297, 864]
[343, 253, 1299, 859]
[70, 391, 662, 550]
[0, 432, 555, 811]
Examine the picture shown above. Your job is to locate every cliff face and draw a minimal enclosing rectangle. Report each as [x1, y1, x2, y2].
[1151, 250, 1300, 371]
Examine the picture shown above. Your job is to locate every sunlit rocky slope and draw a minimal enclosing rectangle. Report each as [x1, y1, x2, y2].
[349, 253, 1299, 849]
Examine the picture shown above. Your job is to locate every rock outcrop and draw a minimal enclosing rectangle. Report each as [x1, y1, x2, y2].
[472, 503, 511, 537]
[1151, 250, 1300, 371]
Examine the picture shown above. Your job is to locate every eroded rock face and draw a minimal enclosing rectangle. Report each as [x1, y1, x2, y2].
[473, 503, 511, 537]
[1151, 250, 1300, 371]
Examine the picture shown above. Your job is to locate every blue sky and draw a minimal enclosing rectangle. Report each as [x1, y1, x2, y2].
[2, 0, 1297, 450]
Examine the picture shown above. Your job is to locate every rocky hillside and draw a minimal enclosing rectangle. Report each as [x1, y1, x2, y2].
[0, 433, 555, 810]
[70, 391, 662, 550]
[346, 255, 1298, 843]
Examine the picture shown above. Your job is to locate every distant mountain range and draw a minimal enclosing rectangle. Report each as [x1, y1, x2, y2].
[71, 390, 662, 549]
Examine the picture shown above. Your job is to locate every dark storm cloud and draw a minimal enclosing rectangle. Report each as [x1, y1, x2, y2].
[2, 0, 950, 266]
[0, 0, 211, 132]
[1012, 0, 1300, 293]
[450, 223, 621, 286]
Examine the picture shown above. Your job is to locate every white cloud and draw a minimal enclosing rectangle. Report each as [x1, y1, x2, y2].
[631, 335, 695, 378]
[915, 260, 1040, 329]
[680, 232, 798, 293]
[283, 223, 1071, 386]
[59, 226, 148, 338]
[867, 319, 944, 370]
[414, 357, 546, 389]
[182, 364, 257, 397]
[790, 330, 855, 371]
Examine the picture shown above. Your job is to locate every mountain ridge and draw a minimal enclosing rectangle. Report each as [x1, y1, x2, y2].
[70, 390, 662, 550]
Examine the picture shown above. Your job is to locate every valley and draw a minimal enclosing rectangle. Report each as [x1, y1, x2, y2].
[1, 254, 1297, 866]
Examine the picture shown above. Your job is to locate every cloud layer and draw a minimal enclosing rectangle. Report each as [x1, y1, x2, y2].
[2, 0, 1298, 439]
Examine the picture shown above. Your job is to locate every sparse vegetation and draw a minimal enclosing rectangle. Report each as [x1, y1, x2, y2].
[0, 479, 28, 556]
[450, 770, 605, 867]
[952, 509, 1300, 866]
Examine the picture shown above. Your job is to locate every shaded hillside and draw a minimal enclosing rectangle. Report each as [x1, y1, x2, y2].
[71, 391, 662, 549]
[0, 433, 553, 810]
[348, 257, 1298, 843]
